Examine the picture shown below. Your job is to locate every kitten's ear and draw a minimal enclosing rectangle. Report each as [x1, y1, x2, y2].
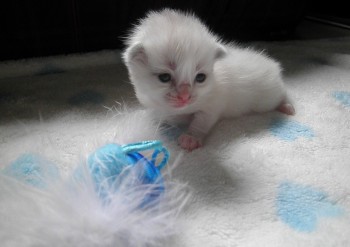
[124, 43, 148, 65]
[215, 44, 227, 60]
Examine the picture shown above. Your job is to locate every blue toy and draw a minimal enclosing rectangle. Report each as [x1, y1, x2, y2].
[3, 140, 170, 207]
[87, 140, 169, 206]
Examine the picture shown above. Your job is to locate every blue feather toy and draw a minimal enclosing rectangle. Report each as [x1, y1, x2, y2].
[3, 140, 170, 207]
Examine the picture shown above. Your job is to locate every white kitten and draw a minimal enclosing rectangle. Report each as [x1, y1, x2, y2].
[123, 9, 295, 151]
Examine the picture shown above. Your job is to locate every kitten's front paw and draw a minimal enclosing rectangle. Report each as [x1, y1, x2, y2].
[178, 134, 203, 151]
[277, 102, 295, 115]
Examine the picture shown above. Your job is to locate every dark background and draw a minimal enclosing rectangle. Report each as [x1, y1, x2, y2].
[1, 0, 349, 61]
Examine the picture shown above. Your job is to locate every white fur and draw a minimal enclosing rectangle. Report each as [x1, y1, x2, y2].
[123, 9, 291, 149]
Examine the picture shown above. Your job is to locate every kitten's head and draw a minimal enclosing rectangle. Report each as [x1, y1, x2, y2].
[123, 9, 225, 113]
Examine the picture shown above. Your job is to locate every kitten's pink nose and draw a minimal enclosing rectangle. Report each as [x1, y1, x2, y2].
[177, 84, 191, 101]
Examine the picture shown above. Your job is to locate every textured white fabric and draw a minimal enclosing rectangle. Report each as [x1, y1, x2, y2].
[1, 37, 350, 246]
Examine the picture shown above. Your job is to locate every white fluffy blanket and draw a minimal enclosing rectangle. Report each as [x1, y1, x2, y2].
[1, 37, 350, 246]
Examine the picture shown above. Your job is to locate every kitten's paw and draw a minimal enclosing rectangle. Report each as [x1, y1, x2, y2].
[277, 103, 295, 115]
[178, 134, 203, 151]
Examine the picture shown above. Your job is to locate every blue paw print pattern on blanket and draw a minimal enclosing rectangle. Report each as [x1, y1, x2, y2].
[333, 91, 350, 108]
[1, 153, 59, 188]
[277, 182, 344, 232]
[35, 64, 65, 75]
[68, 90, 105, 106]
[269, 118, 314, 141]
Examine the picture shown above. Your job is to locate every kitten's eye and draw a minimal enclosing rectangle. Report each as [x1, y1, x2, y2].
[195, 73, 206, 83]
[158, 73, 172, 83]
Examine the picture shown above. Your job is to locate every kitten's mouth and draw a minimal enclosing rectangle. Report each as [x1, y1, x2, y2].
[172, 100, 191, 108]
[166, 94, 193, 108]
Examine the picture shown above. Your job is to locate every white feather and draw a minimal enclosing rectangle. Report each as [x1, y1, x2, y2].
[0, 153, 188, 247]
[0, 106, 189, 247]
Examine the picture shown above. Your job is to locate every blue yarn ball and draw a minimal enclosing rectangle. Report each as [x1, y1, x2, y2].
[87, 141, 169, 206]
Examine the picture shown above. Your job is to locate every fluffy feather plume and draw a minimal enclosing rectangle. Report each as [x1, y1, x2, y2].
[0, 147, 188, 247]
